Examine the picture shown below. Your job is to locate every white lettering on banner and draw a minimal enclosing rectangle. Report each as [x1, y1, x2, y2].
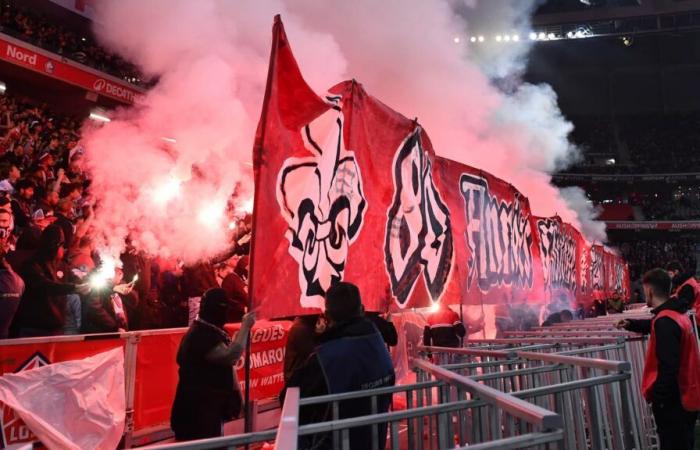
[6, 45, 37, 66]
[235, 348, 286, 371]
[460, 174, 534, 292]
[251, 325, 286, 344]
[384, 129, 453, 307]
[92, 78, 136, 102]
[591, 248, 604, 292]
[579, 248, 589, 295]
[536, 218, 577, 293]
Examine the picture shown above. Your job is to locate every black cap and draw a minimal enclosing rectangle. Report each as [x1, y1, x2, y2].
[325, 282, 363, 323]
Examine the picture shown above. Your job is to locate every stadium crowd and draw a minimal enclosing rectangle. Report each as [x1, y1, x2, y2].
[0, 0, 143, 84]
[0, 92, 251, 339]
[563, 112, 700, 174]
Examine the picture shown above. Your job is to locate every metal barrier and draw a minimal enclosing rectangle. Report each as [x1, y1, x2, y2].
[421, 340, 645, 450]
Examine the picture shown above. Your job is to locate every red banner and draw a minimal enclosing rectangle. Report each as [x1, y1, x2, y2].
[435, 160, 545, 305]
[0, 33, 143, 104]
[251, 17, 630, 319]
[135, 321, 291, 432]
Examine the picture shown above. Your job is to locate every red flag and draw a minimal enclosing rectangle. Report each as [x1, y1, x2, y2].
[249, 17, 628, 319]
[250, 16, 331, 318]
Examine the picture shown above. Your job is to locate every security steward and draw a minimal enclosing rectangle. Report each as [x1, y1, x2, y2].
[616, 268, 700, 450]
[423, 301, 466, 348]
[666, 261, 700, 316]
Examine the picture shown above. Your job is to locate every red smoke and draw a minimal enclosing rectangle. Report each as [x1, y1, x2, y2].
[84, 0, 603, 263]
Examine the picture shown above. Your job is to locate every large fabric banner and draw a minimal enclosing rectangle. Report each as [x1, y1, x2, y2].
[532, 216, 579, 305]
[435, 159, 545, 305]
[250, 17, 629, 319]
[590, 244, 607, 300]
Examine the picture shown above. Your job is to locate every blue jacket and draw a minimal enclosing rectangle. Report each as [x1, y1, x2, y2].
[286, 316, 395, 450]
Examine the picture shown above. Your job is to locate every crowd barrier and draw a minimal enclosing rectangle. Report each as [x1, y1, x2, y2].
[0, 320, 291, 448]
[4, 308, 692, 449]
[138, 309, 675, 450]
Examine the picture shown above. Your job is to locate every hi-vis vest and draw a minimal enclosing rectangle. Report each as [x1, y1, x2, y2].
[674, 276, 700, 315]
[641, 309, 700, 411]
[426, 307, 462, 347]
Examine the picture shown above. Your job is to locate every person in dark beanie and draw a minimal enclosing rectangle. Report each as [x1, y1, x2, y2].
[11, 224, 90, 336]
[171, 288, 255, 442]
[616, 268, 700, 450]
[284, 282, 395, 450]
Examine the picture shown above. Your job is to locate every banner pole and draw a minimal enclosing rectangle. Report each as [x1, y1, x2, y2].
[244, 14, 281, 440]
[459, 301, 464, 347]
[244, 327, 252, 434]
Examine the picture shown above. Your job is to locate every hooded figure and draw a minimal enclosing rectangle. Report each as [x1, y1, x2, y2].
[170, 288, 255, 442]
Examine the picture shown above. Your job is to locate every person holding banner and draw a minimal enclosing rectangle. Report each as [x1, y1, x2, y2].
[616, 269, 700, 450]
[170, 287, 256, 442]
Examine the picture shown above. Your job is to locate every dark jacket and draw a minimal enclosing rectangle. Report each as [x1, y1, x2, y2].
[12, 257, 75, 335]
[672, 272, 697, 312]
[10, 198, 32, 230]
[81, 291, 133, 334]
[367, 313, 398, 347]
[0, 259, 24, 338]
[171, 320, 242, 440]
[283, 315, 319, 384]
[624, 300, 687, 406]
[285, 317, 395, 450]
[182, 262, 218, 299]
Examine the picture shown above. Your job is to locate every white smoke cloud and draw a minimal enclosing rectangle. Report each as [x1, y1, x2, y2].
[84, 0, 603, 263]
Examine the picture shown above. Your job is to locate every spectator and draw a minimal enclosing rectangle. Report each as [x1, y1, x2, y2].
[11, 179, 34, 230]
[283, 314, 320, 384]
[285, 282, 395, 450]
[366, 312, 398, 347]
[81, 267, 136, 334]
[0, 198, 23, 338]
[0, 164, 20, 194]
[616, 269, 700, 450]
[170, 288, 256, 442]
[10, 225, 89, 336]
[34, 190, 58, 218]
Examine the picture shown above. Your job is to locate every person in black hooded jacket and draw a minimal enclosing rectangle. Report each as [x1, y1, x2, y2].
[11, 224, 89, 336]
[171, 288, 255, 442]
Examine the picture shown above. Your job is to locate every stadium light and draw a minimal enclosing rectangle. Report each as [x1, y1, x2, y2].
[470, 36, 477, 43]
[512, 34, 520, 42]
[89, 110, 111, 123]
[529, 32, 537, 40]
[547, 33, 556, 40]
[453, 36, 460, 44]
[478, 35, 484, 42]
[504, 35, 511, 42]
[0, 82, 6, 94]
[496, 35, 502, 42]
[538, 32, 546, 40]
